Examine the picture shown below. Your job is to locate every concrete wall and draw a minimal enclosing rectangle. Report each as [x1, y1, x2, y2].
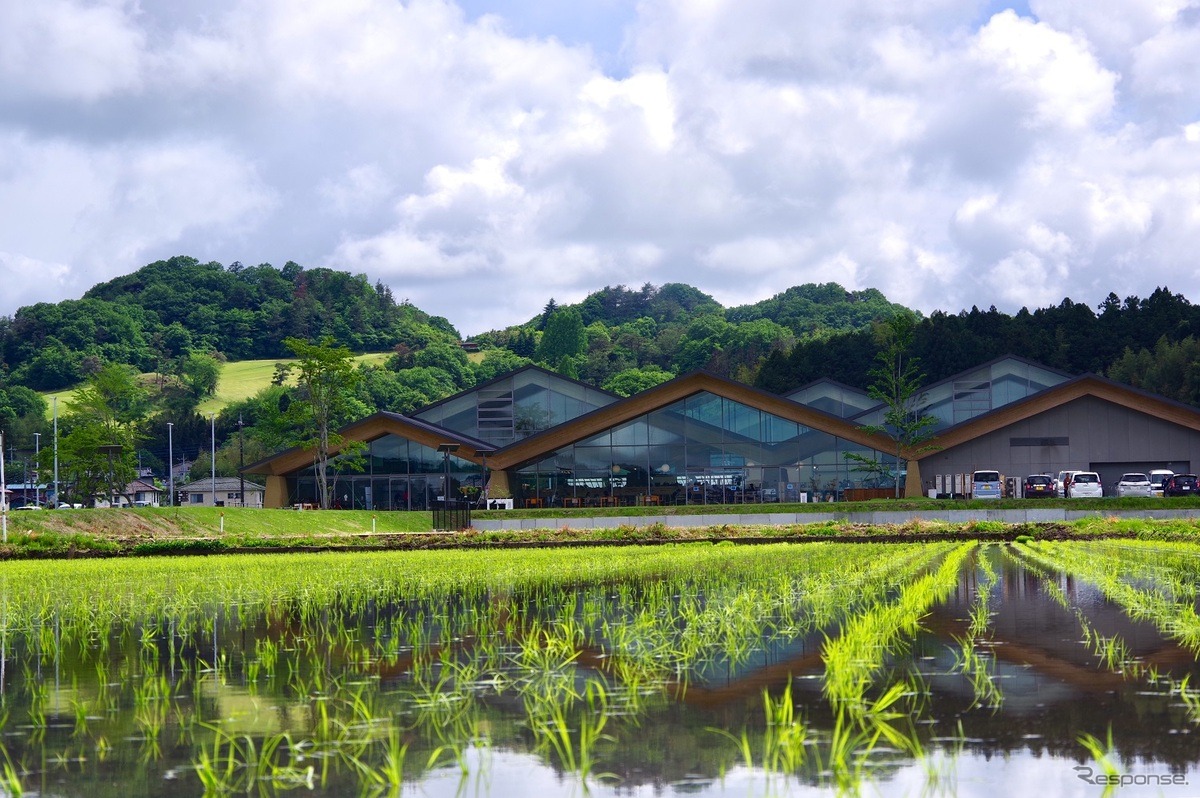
[472, 505, 1200, 531]
[916, 395, 1200, 495]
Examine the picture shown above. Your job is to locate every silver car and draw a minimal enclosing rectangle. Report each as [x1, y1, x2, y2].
[1116, 472, 1152, 498]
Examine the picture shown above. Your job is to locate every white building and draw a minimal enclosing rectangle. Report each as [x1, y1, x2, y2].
[175, 477, 265, 508]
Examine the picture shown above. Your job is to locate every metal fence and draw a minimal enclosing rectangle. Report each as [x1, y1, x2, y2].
[433, 500, 472, 531]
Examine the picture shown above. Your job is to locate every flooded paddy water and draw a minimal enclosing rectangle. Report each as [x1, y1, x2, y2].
[0, 540, 1198, 796]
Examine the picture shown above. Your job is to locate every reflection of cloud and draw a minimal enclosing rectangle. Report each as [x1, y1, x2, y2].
[2, 1, 1200, 333]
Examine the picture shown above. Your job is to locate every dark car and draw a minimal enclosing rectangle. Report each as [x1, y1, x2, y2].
[1023, 474, 1055, 498]
[1163, 474, 1199, 497]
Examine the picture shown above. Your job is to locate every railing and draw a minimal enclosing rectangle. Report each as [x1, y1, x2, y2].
[433, 500, 472, 531]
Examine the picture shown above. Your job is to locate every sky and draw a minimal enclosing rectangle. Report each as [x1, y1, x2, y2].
[2, 0, 1200, 337]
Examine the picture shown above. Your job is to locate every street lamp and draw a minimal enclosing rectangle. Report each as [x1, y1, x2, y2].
[238, 415, 245, 508]
[32, 433, 40, 507]
[210, 414, 216, 507]
[53, 398, 58, 508]
[167, 422, 174, 508]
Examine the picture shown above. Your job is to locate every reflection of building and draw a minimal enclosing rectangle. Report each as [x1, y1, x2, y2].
[246, 357, 1200, 508]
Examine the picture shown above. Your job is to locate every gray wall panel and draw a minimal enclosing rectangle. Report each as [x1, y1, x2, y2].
[917, 396, 1200, 495]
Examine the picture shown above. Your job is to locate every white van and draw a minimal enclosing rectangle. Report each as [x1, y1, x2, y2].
[1056, 470, 1081, 498]
[1149, 469, 1174, 498]
[971, 470, 1002, 500]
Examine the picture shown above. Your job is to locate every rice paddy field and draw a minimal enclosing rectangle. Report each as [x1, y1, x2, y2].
[1, 540, 1199, 796]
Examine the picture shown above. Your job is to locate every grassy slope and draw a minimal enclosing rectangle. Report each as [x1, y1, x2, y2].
[43, 352, 392, 418]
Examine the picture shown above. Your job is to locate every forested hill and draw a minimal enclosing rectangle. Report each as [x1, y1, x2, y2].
[1, 256, 459, 390]
[756, 289, 1200, 408]
[472, 282, 910, 389]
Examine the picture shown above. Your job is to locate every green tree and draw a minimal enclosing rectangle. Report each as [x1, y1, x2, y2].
[535, 308, 587, 370]
[473, 349, 533, 383]
[277, 337, 367, 509]
[413, 342, 474, 389]
[58, 364, 149, 505]
[603, 366, 675, 397]
[179, 352, 222, 401]
[846, 314, 938, 498]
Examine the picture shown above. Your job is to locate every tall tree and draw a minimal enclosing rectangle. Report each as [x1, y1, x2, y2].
[535, 308, 587, 371]
[58, 363, 149, 505]
[277, 337, 367, 509]
[847, 314, 938, 498]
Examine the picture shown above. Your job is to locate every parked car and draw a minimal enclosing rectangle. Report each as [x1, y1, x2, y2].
[1056, 470, 1082, 498]
[971, 470, 1002, 500]
[1067, 471, 1103, 498]
[1023, 474, 1055, 498]
[1149, 469, 1174, 498]
[1115, 473, 1153, 498]
[1163, 474, 1199, 497]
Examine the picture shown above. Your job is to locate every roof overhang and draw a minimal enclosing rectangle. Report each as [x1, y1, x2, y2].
[245, 412, 497, 476]
[920, 373, 1200, 456]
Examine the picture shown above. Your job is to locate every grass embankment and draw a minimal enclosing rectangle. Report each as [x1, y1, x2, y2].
[1, 502, 1199, 560]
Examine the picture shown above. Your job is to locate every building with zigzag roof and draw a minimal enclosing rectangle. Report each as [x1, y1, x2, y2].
[246, 359, 1200, 508]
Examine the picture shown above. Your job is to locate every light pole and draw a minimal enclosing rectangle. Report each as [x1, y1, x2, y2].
[210, 414, 216, 507]
[167, 422, 174, 508]
[238, 414, 245, 508]
[1, 431, 7, 542]
[32, 433, 40, 507]
[53, 398, 58, 508]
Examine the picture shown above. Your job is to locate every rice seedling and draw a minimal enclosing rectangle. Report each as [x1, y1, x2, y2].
[0, 743, 22, 798]
[0, 539, 1195, 797]
[1077, 727, 1120, 798]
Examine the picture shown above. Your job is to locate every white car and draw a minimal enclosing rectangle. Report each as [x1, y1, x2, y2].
[1149, 469, 1174, 498]
[1116, 473, 1152, 498]
[1056, 470, 1082, 498]
[1068, 471, 1103, 498]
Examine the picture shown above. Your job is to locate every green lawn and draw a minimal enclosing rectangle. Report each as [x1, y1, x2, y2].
[43, 352, 392, 417]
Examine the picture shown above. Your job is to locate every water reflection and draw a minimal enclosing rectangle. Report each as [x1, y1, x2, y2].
[0, 542, 1197, 796]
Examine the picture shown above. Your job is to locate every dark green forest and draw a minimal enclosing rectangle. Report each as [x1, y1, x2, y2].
[3, 255, 1200, 499]
[755, 289, 1200, 405]
[0, 255, 460, 391]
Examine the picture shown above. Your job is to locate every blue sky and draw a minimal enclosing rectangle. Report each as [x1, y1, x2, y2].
[2, 0, 1199, 335]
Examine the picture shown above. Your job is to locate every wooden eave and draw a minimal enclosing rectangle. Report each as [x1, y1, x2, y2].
[488, 371, 900, 470]
[920, 374, 1200, 457]
[247, 413, 495, 476]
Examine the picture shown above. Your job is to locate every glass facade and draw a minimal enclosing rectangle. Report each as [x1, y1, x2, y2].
[787, 381, 878, 419]
[514, 391, 894, 506]
[413, 369, 616, 446]
[853, 358, 1069, 431]
[284, 435, 486, 510]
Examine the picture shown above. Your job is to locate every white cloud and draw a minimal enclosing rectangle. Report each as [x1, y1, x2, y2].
[972, 11, 1118, 130]
[2, 0, 1200, 335]
[0, 0, 146, 101]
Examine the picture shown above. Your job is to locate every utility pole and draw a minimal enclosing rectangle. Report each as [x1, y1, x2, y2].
[53, 398, 58, 507]
[1, 431, 7, 542]
[32, 433, 40, 507]
[167, 422, 174, 508]
[238, 414, 245, 508]
[210, 414, 216, 507]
